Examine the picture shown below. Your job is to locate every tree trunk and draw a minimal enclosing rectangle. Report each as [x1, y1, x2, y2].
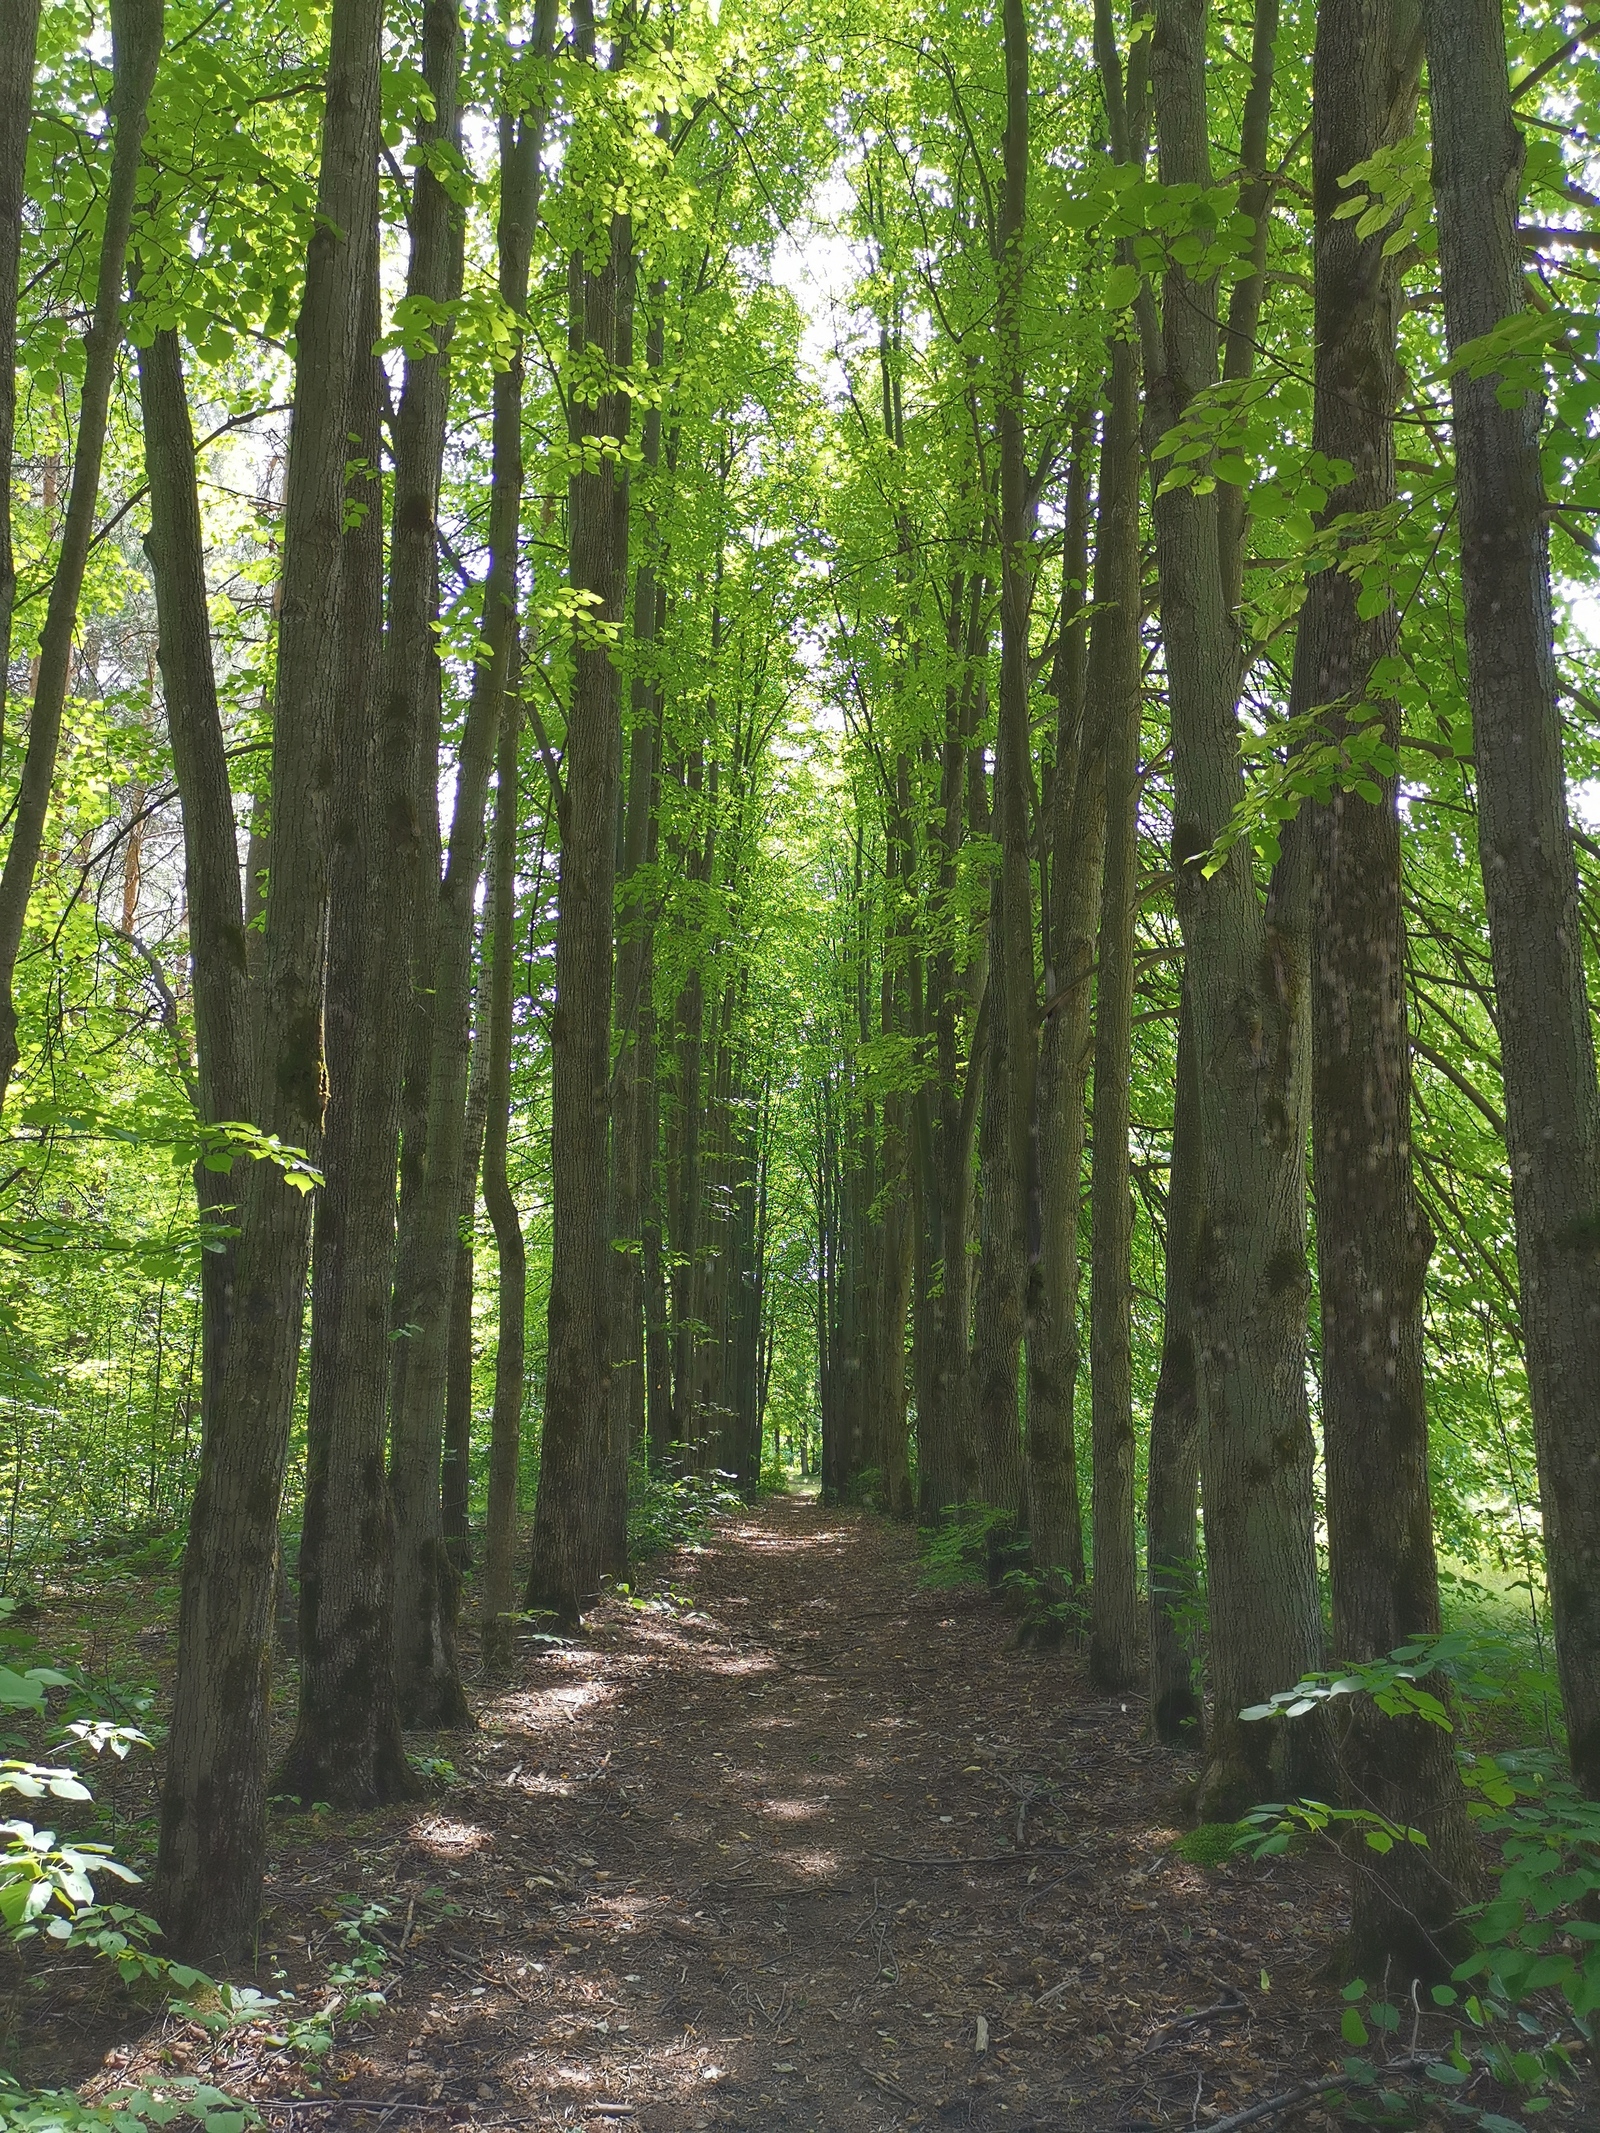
[526, 163, 635, 1617]
[135, 324, 251, 1472]
[280, 0, 460, 1805]
[1303, 0, 1473, 1974]
[969, 0, 1033, 1526]
[443, 1035, 490, 1571]
[1087, 462, 1142, 1692]
[1149, 0, 1325, 1818]
[0, 0, 42, 751]
[482, 672, 526, 1676]
[156, 0, 382, 1957]
[392, 37, 550, 1714]
[1147, 980, 1203, 1743]
[0, 0, 160, 1110]
[1425, 0, 1600, 1799]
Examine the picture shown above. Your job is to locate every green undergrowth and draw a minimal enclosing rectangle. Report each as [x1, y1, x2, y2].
[625, 1465, 744, 1562]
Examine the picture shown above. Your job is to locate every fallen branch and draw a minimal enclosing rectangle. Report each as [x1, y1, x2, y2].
[1135, 1985, 1247, 2052]
[1203, 2053, 1433, 2132]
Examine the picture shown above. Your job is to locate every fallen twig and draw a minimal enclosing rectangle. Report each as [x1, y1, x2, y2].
[1202, 2053, 1433, 2132]
[1136, 1986, 1247, 2053]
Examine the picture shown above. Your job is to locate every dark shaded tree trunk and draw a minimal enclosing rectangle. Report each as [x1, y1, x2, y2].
[282, 0, 460, 1805]
[482, 672, 526, 1675]
[1425, 0, 1600, 1799]
[1303, 0, 1473, 1976]
[969, 0, 1033, 1524]
[1147, 981, 1203, 1743]
[1149, 0, 1325, 1818]
[135, 325, 251, 1454]
[1087, 470, 1142, 1691]
[155, 0, 382, 1957]
[0, 0, 160, 1110]
[278, 261, 418, 1808]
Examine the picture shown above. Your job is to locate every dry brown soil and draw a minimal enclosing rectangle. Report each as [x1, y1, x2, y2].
[20, 1496, 1596, 2130]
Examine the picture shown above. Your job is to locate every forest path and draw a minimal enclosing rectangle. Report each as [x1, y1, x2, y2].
[111, 1498, 1347, 2129]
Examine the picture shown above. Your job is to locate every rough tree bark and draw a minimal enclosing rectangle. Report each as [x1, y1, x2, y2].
[1425, 0, 1600, 1799]
[0, 0, 160, 1112]
[156, 0, 382, 1956]
[1146, 980, 1204, 1742]
[282, 0, 461, 1804]
[1149, 0, 1325, 1816]
[1301, 0, 1473, 1975]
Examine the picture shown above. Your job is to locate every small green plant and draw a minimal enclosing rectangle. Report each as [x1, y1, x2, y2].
[996, 1564, 1089, 1648]
[0, 2074, 255, 2133]
[404, 1753, 455, 1790]
[916, 1504, 1021, 1590]
[1236, 1634, 1600, 2125]
[627, 1466, 742, 1561]
[1172, 1820, 1250, 1869]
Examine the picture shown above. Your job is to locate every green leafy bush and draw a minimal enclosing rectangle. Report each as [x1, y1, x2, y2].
[626, 1467, 742, 1562]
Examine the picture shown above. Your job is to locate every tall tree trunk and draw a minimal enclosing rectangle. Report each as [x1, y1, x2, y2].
[1425, 0, 1600, 1799]
[482, 675, 526, 1675]
[1149, 0, 1325, 1818]
[526, 135, 635, 1618]
[0, 0, 42, 752]
[1147, 980, 1204, 1743]
[1026, 459, 1089, 1587]
[1304, 0, 1472, 1974]
[0, 0, 160, 1109]
[278, 261, 418, 1807]
[1087, 508, 1142, 1692]
[282, 0, 460, 1805]
[135, 325, 251, 1464]
[391, 38, 550, 1714]
[156, 0, 382, 1957]
[443, 1034, 490, 1570]
[609, 296, 665, 1503]
[970, 0, 1033, 1524]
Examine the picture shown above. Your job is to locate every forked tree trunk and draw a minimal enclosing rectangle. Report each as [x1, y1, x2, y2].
[1425, 0, 1600, 1799]
[1149, 0, 1325, 1818]
[283, 0, 461, 1804]
[0, 0, 160, 1112]
[0, 0, 42, 745]
[156, 0, 382, 1957]
[278, 282, 418, 1808]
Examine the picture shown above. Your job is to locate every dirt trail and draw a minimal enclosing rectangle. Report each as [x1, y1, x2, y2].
[158, 1494, 1353, 2133]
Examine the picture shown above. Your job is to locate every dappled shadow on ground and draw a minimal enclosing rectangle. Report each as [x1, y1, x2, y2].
[40, 1498, 1586, 2129]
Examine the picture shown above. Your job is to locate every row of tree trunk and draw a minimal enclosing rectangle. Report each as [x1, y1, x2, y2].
[812, 0, 1600, 1978]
